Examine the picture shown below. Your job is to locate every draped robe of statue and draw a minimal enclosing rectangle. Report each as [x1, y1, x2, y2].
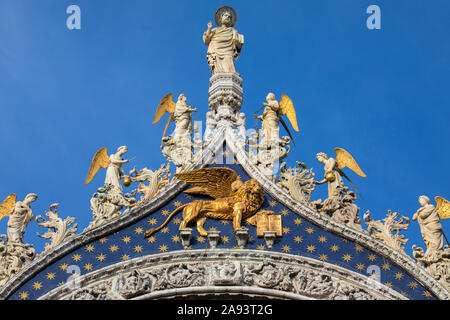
[173, 97, 193, 140]
[324, 158, 345, 199]
[7, 201, 35, 244]
[414, 204, 444, 254]
[261, 101, 280, 146]
[203, 25, 243, 75]
[105, 153, 127, 194]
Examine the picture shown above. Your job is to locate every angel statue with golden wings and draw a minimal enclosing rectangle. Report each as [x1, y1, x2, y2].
[254, 93, 299, 147]
[0, 193, 37, 244]
[314, 148, 366, 200]
[85, 146, 131, 195]
[0, 193, 38, 286]
[153, 94, 197, 143]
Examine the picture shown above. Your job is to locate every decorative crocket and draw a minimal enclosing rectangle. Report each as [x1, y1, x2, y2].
[144, 167, 273, 237]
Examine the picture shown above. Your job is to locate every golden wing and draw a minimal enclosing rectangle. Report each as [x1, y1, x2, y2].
[435, 196, 450, 220]
[84, 147, 110, 185]
[334, 148, 367, 177]
[152, 93, 176, 125]
[0, 193, 16, 222]
[175, 167, 238, 199]
[279, 94, 299, 132]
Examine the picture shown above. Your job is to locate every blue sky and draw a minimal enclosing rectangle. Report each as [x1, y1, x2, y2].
[0, 0, 448, 257]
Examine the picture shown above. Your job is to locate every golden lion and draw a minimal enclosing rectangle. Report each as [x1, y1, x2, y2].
[144, 167, 273, 237]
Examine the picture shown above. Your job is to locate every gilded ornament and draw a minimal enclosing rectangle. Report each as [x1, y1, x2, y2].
[255, 93, 299, 147]
[325, 172, 335, 182]
[255, 212, 282, 238]
[315, 148, 366, 199]
[204, 6, 244, 75]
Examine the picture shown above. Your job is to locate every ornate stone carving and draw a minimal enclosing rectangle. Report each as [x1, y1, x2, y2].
[0, 238, 36, 287]
[87, 184, 136, 230]
[235, 228, 249, 248]
[235, 112, 247, 144]
[179, 228, 193, 249]
[247, 134, 291, 179]
[311, 187, 363, 231]
[161, 139, 194, 173]
[413, 245, 450, 291]
[144, 167, 272, 238]
[9, 129, 448, 301]
[254, 93, 299, 147]
[412, 195, 450, 291]
[204, 111, 218, 143]
[69, 281, 114, 300]
[116, 269, 152, 299]
[309, 148, 367, 231]
[207, 230, 221, 249]
[277, 162, 316, 205]
[36, 203, 78, 254]
[128, 163, 171, 205]
[293, 270, 335, 299]
[263, 231, 277, 249]
[150, 263, 206, 291]
[158, 94, 197, 173]
[249, 93, 300, 179]
[364, 209, 409, 252]
[331, 283, 377, 300]
[0, 194, 37, 287]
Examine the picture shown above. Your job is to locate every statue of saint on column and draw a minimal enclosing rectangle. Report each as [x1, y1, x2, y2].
[203, 6, 244, 75]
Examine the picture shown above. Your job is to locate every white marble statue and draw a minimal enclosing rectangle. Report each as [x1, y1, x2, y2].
[255, 93, 299, 147]
[85, 146, 131, 195]
[411, 195, 450, 290]
[0, 193, 38, 285]
[255, 93, 281, 146]
[315, 152, 345, 199]
[153, 94, 197, 172]
[236, 112, 246, 142]
[204, 111, 217, 142]
[203, 7, 244, 75]
[105, 146, 130, 194]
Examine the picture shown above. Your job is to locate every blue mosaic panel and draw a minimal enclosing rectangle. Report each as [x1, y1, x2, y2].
[10, 164, 436, 300]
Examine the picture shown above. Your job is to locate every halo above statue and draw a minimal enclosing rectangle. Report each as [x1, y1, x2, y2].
[215, 6, 237, 27]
